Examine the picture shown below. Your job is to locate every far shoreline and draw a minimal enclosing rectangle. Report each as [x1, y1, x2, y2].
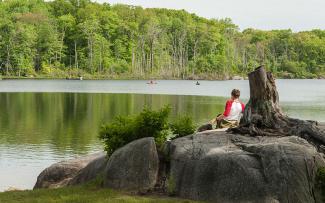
[1, 75, 324, 81]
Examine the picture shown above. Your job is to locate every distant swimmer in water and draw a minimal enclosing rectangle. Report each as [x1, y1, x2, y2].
[196, 81, 200, 85]
[147, 80, 157, 84]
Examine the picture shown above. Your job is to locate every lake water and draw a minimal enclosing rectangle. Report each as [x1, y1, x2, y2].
[1, 79, 325, 191]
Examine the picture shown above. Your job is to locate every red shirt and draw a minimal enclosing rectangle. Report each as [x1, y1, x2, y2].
[223, 99, 245, 117]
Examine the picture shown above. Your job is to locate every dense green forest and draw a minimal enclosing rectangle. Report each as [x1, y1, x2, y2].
[0, 0, 325, 79]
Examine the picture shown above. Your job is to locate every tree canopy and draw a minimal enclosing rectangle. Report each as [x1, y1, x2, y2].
[0, 0, 325, 79]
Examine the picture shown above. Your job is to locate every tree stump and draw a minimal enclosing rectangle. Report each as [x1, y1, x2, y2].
[230, 66, 325, 153]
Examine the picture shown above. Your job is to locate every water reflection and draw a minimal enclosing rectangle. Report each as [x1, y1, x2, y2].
[0, 93, 226, 190]
[1, 91, 325, 191]
[0, 93, 227, 148]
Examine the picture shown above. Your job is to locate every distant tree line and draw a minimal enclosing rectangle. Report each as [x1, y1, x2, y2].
[0, 0, 325, 79]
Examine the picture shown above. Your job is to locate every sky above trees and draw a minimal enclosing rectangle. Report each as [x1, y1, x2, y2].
[100, 0, 325, 31]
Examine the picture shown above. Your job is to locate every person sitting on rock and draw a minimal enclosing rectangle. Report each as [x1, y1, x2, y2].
[198, 89, 245, 132]
[214, 89, 245, 129]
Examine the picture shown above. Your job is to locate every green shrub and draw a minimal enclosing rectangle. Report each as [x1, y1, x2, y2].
[170, 115, 196, 139]
[99, 106, 171, 155]
[281, 60, 307, 76]
[110, 60, 129, 74]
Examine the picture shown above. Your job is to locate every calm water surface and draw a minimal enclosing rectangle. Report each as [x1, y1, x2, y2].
[1, 79, 325, 191]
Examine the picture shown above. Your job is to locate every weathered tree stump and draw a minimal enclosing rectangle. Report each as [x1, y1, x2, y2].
[230, 66, 325, 153]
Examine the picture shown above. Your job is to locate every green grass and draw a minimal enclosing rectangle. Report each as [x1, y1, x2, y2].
[0, 185, 200, 203]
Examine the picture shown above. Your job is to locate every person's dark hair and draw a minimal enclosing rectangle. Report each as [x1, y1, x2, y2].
[231, 89, 240, 98]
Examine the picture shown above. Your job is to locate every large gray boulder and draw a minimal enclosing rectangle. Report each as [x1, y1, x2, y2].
[68, 153, 108, 186]
[103, 137, 159, 191]
[166, 131, 325, 203]
[34, 152, 106, 189]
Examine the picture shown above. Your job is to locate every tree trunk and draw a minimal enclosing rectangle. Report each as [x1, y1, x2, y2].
[240, 65, 285, 128]
[74, 41, 78, 69]
[59, 31, 65, 62]
[6, 44, 10, 75]
[230, 66, 325, 153]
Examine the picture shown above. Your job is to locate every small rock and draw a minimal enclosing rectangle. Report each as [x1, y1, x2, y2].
[5, 187, 22, 192]
[231, 75, 244, 80]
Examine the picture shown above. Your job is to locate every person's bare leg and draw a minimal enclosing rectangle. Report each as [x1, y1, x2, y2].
[210, 114, 222, 126]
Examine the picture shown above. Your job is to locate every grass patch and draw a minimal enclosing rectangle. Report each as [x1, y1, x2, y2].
[0, 185, 200, 203]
